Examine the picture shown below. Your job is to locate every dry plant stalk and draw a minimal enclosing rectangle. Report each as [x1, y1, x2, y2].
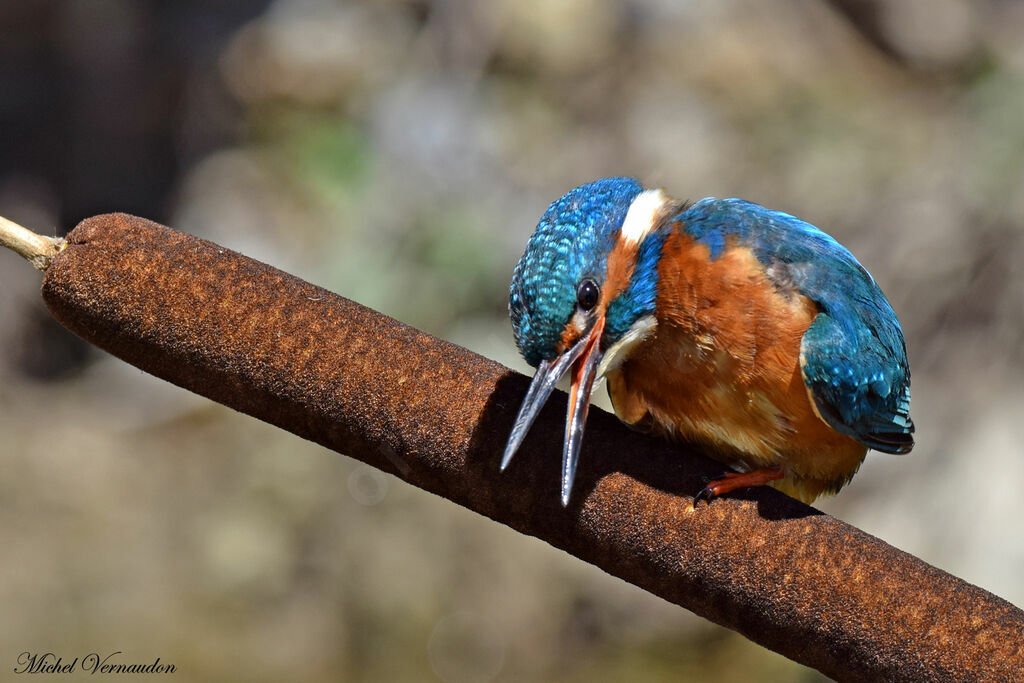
[0, 215, 65, 270]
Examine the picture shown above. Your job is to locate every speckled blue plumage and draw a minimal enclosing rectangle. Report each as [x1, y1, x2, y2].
[509, 177, 643, 366]
[677, 198, 914, 453]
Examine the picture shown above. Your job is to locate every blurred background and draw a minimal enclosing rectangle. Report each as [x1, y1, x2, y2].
[2, 0, 1023, 680]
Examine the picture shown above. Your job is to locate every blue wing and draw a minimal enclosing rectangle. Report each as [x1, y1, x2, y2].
[679, 198, 914, 454]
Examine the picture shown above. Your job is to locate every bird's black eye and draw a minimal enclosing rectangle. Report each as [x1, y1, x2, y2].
[576, 279, 600, 311]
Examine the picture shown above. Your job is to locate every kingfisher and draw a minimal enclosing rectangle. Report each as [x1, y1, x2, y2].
[501, 177, 913, 507]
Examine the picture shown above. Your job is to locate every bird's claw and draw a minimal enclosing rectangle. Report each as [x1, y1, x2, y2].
[693, 485, 717, 507]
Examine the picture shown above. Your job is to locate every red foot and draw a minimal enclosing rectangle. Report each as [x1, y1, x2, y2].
[694, 467, 785, 506]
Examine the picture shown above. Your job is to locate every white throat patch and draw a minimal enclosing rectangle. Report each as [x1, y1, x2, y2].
[619, 189, 669, 247]
[597, 314, 657, 379]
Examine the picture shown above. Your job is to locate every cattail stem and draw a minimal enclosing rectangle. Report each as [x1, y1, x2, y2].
[0, 215, 65, 270]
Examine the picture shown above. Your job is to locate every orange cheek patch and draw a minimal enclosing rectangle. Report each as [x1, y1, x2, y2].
[559, 324, 577, 353]
[600, 238, 639, 310]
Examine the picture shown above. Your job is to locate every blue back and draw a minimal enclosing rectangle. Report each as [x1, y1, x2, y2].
[677, 198, 914, 453]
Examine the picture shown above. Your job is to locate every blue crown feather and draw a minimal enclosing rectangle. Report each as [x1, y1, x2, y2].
[509, 177, 643, 366]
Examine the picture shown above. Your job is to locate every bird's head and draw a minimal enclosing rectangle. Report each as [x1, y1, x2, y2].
[503, 177, 677, 505]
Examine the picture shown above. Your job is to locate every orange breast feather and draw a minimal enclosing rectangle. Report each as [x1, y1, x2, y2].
[606, 229, 866, 502]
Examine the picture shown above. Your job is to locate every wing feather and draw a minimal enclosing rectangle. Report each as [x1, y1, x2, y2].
[680, 199, 915, 454]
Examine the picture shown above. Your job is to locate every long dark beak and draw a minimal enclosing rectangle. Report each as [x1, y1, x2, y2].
[501, 319, 605, 507]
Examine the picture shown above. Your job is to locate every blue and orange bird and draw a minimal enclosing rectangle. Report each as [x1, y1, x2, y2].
[501, 178, 913, 506]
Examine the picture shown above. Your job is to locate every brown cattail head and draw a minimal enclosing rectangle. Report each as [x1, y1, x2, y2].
[39, 213, 1024, 681]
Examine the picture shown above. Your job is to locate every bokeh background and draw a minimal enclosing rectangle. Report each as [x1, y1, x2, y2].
[2, 0, 1023, 680]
